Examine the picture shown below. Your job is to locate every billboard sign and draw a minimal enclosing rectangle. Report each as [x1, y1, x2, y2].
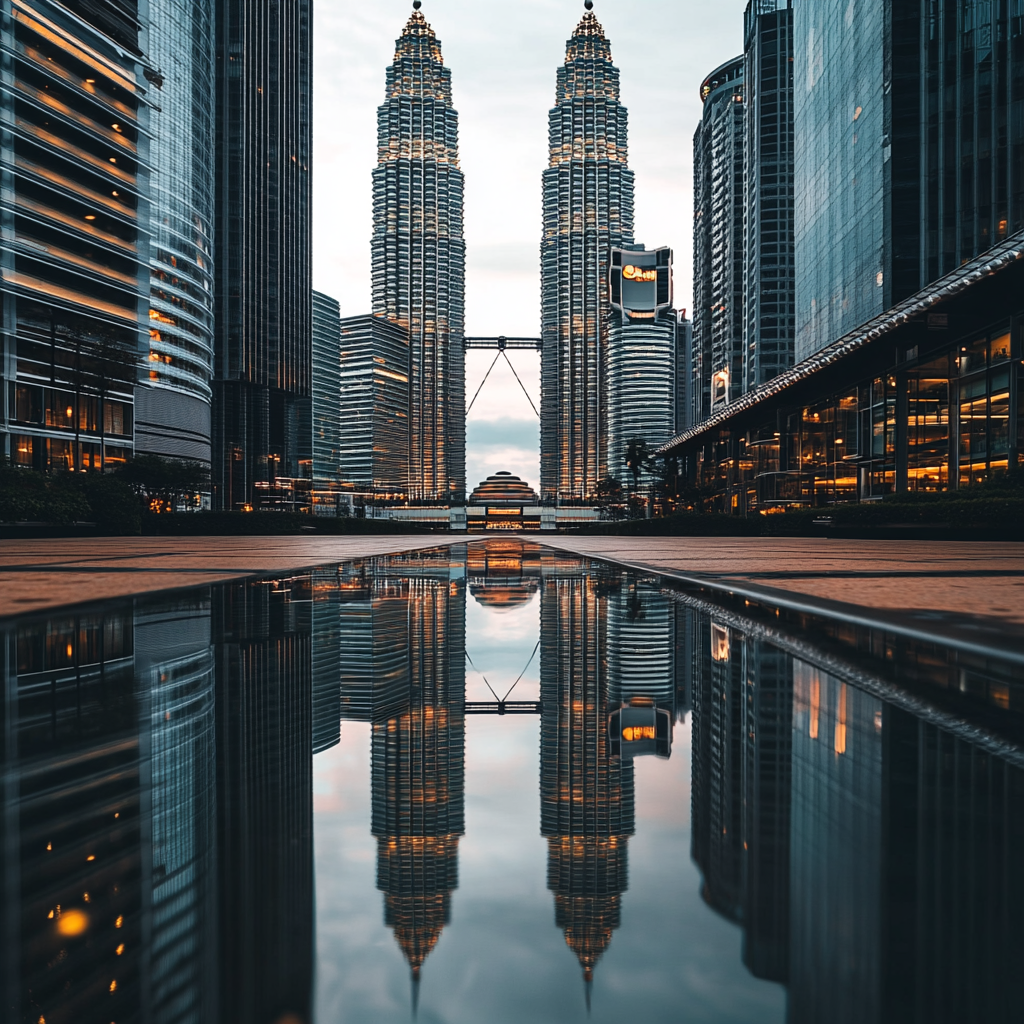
[609, 247, 673, 321]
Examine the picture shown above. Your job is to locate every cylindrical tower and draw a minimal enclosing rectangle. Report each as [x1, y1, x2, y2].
[540, 5, 635, 505]
[135, 0, 216, 468]
[372, 4, 466, 504]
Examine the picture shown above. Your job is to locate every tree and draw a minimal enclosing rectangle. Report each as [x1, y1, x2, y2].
[118, 455, 210, 513]
[624, 438, 654, 494]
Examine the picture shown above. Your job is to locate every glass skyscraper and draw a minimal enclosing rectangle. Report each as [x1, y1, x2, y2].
[605, 246, 676, 489]
[540, 8, 635, 505]
[136, 0, 217, 468]
[338, 314, 410, 496]
[793, 2, 886, 360]
[1, 0, 148, 474]
[743, 0, 795, 392]
[793, 0, 1023, 362]
[311, 291, 341, 494]
[212, 0, 312, 510]
[692, 58, 745, 419]
[372, 7, 466, 504]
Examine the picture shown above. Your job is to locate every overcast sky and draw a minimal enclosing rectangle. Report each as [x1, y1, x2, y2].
[312, 0, 746, 493]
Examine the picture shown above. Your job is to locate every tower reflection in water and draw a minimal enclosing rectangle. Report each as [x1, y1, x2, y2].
[4, 541, 1024, 1023]
[338, 549, 467, 996]
[1, 580, 316, 1024]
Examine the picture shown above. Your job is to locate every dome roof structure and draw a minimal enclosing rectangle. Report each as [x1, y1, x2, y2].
[468, 471, 539, 506]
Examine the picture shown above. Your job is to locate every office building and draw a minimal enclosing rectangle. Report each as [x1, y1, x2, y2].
[540, 7, 635, 504]
[137, 0, 216, 467]
[338, 314, 410, 498]
[675, 312, 693, 433]
[793, 0, 1023, 361]
[606, 246, 676, 491]
[372, 6, 465, 504]
[692, 57, 745, 419]
[311, 291, 341, 505]
[662, 231, 1024, 507]
[1, 0, 149, 473]
[212, 0, 312, 509]
[743, 0, 795, 391]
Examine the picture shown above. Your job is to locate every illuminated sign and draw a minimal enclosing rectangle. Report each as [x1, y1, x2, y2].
[622, 725, 656, 742]
[622, 265, 657, 283]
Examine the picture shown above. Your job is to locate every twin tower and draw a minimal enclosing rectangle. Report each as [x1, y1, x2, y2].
[369, 1, 639, 505]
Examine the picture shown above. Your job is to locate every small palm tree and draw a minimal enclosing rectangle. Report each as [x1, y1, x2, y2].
[624, 437, 653, 494]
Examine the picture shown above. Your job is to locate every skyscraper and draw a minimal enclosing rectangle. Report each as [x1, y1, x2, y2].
[540, 4, 635, 505]
[793, 0, 1024, 361]
[743, 0, 795, 392]
[311, 291, 342, 497]
[372, 4, 466, 504]
[606, 246, 676, 490]
[1, 0, 148, 474]
[338, 314, 410, 497]
[137, 0, 217, 468]
[692, 57, 745, 419]
[212, 0, 312, 510]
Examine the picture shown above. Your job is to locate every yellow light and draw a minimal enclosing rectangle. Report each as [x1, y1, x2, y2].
[66, 641, 73, 656]
[84, 214, 96, 220]
[622, 725, 656, 742]
[115, 915, 123, 929]
[115, 943, 124, 955]
[57, 909, 89, 936]
[109, 980, 117, 993]
[86, 854, 96, 862]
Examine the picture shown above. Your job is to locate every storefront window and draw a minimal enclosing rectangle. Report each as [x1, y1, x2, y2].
[12, 434, 34, 467]
[907, 357, 950, 491]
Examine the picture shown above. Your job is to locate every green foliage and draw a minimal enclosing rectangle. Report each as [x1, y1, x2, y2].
[117, 455, 210, 511]
[77, 474, 141, 535]
[0, 462, 91, 525]
[0, 459, 135, 532]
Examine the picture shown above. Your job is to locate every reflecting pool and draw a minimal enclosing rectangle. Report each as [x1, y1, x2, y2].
[2, 539, 1022, 1023]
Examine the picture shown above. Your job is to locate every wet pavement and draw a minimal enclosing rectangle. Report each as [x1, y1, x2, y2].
[2, 538, 1022, 1024]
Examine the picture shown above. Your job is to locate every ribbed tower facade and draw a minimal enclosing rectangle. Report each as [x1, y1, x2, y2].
[540, 564, 634, 986]
[372, 6, 466, 504]
[540, 6, 635, 505]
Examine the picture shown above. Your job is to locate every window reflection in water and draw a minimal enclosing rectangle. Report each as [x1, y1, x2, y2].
[2, 539, 1023, 1023]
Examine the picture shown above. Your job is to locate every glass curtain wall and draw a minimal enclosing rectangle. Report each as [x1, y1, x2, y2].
[137, 0, 216, 467]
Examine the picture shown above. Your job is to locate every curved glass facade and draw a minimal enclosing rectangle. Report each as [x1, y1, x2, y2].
[606, 246, 677, 489]
[693, 57, 745, 419]
[135, 0, 216, 465]
[540, 10, 635, 504]
[1, 0, 147, 473]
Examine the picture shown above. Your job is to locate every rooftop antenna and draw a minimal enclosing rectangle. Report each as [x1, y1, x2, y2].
[411, 967, 421, 1020]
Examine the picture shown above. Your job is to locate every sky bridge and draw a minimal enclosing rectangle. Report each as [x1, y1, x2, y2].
[465, 701, 542, 715]
[464, 336, 542, 350]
